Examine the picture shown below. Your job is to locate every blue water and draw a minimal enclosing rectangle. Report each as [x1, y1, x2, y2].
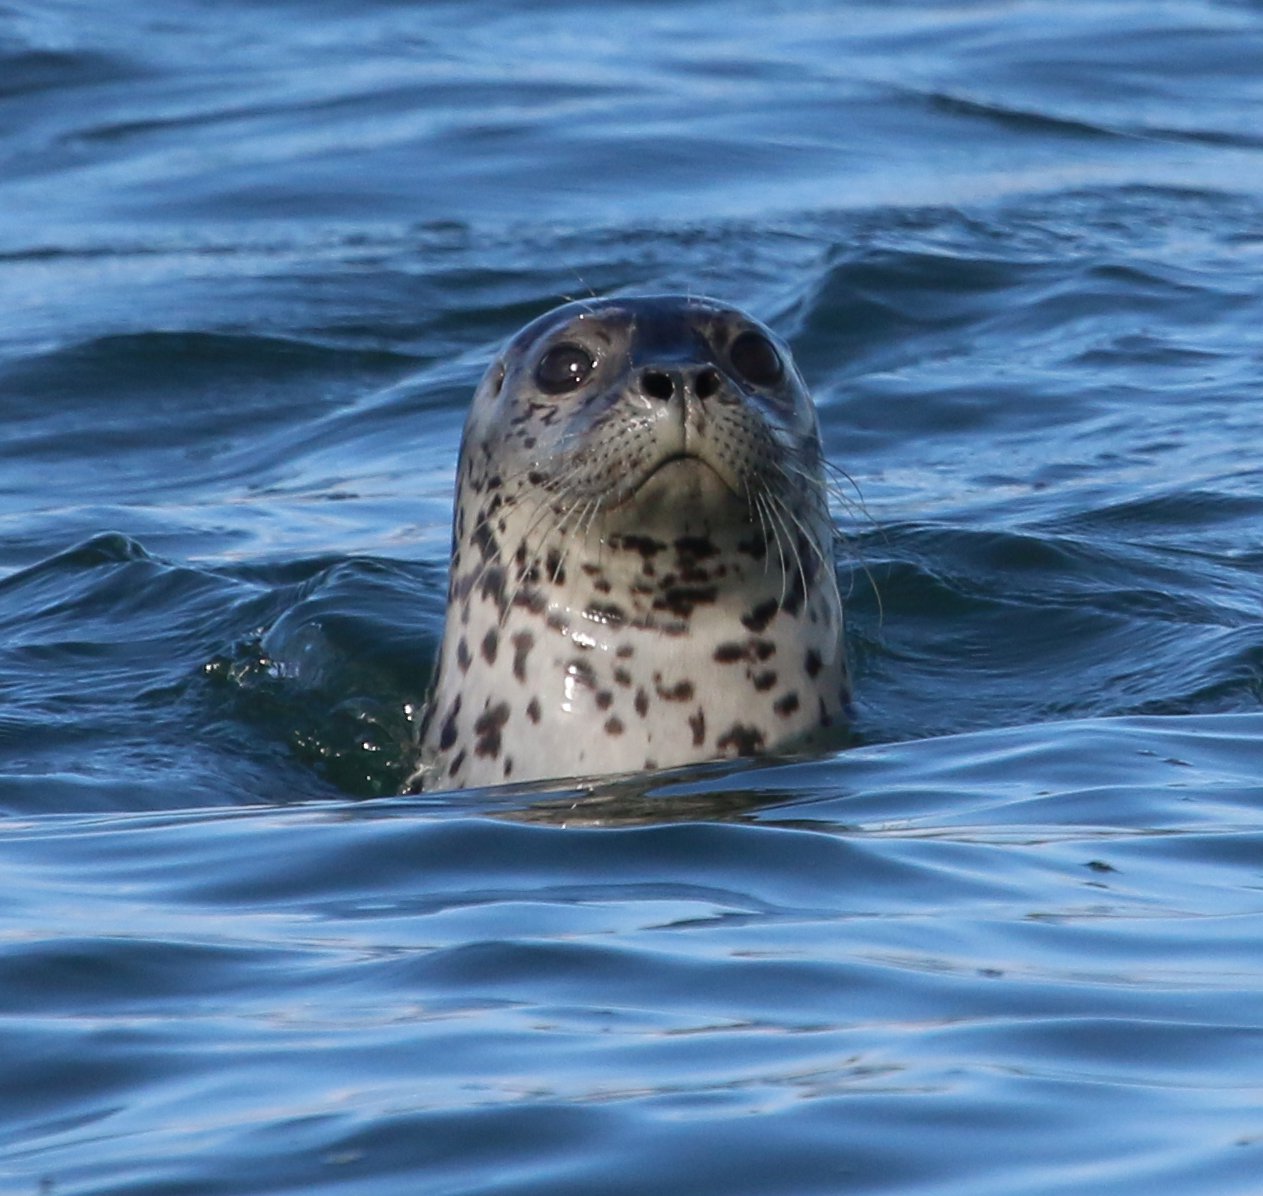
[3, 1, 1263, 1192]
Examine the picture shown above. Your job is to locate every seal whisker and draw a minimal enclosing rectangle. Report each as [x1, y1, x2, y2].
[754, 489, 792, 609]
[574, 497, 604, 566]
[495, 482, 591, 619]
[822, 458, 870, 513]
[771, 457, 882, 624]
[744, 476, 775, 579]
[768, 492, 806, 611]
[454, 476, 544, 602]
[766, 459, 831, 552]
[452, 458, 600, 626]
[765, 480, 839, 620]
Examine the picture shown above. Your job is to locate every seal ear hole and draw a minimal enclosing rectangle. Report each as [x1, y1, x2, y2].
[729, 331, 783, 387]
[536, 342, 595, 395]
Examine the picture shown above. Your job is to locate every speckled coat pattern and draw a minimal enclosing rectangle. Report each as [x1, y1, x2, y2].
[410, 295, 850, 791]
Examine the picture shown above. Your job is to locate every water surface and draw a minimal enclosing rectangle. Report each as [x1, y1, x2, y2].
[3, 1, 1263, 1192]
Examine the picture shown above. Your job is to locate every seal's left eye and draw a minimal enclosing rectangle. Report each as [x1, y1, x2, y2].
[729, 330, 783, 387]
[536, 343, 595, 395]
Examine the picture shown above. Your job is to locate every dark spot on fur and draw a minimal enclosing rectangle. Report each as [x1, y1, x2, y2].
[503, 756, 513, 778]
[514, 586, 547, 615]
[616, 644, 634, 659]
[474, 701, 510, 758]
[545, 548, 566, 585]
[774, 692, 800, 717]
[615, 534, 665, 557]
[527, 697, 542, 724]
[717, 723, 766, 756]
[472, 520, 499, 563]
[448, 749, 466, 778]
[805, 648, 823, 678]
[481, 627, 498, 664]
[479, 565, 506, 611]
[752, 669, 777, 692]
[527, 470, 547, 486]
[818, 697, 832, 727]
[613, 666, 632, 687]
[438, 695, 462, 751]
[655, 679, 695, 702]
[653, 586, 717, 618]
[605, 716, 625, 736]
[596, 690, 613, 710]
[511, 630, 534, 683]
[457, 637, 471, 673]
[714, 642, 745, 664]
[674, 535, 717, 559]
[634, 688, 649, 717]
[754, 639, 776, 660]
[688, 707, 706, 746]
[568, 658, 596, 689]
[742, 599, 779, 633]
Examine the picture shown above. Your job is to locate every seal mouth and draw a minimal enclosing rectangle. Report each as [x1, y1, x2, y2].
[604, 451, 744, 519]
[626, 451, 733, 497]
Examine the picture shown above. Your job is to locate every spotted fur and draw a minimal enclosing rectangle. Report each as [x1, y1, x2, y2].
[408, 295, 851, 791]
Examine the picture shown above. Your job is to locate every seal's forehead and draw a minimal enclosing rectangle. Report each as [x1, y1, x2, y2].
[508, 294, 760, 352]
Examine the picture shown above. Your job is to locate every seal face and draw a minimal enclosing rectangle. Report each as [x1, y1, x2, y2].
[409, 295, 851, 791]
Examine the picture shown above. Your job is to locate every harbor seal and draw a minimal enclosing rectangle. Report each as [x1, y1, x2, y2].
[408, 294, 851, 792]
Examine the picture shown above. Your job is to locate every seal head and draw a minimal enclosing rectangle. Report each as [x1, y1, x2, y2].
[410, 294, 850, 791]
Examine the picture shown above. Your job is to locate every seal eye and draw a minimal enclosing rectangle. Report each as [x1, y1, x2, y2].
[535, 342, 595, 395]
[729, 330, 783, 387]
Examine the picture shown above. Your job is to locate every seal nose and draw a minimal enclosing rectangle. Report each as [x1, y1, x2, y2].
[640, 366, 722, 402]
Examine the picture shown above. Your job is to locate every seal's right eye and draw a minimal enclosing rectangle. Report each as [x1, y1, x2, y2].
[729, 330, 784, 388]
[535, 343, 595, 395]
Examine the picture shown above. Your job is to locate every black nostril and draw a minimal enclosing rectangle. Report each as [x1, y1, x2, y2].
[642, 370, 675, 401]
[695, 367, 721, 400]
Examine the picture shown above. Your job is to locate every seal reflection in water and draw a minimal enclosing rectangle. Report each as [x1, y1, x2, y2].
[409, 295, 851, 792]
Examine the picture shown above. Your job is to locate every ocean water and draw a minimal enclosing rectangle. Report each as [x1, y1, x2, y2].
[3, 0, 1263, 1192]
